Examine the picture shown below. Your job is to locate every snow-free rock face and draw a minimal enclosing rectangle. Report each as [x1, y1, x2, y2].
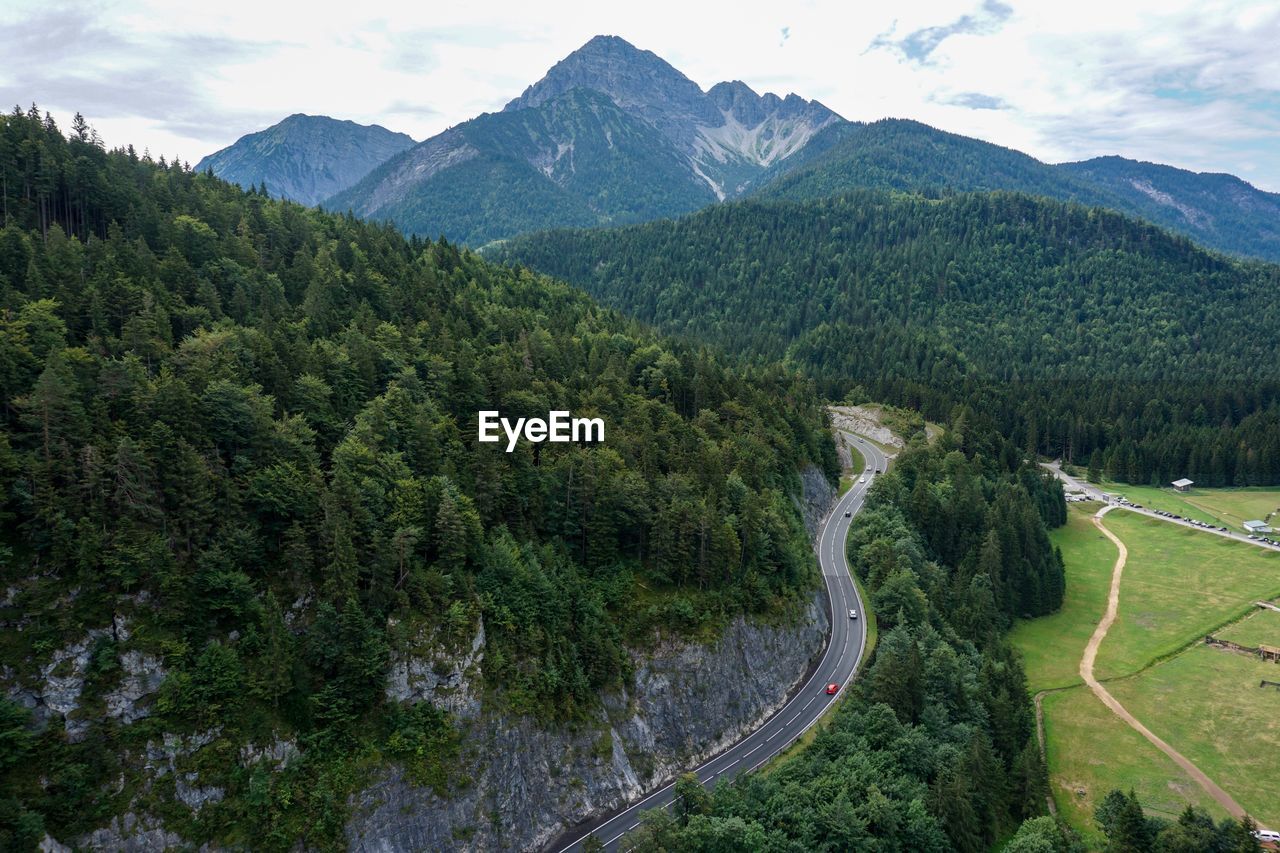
[329, 35, 843, 242]
[4, 629, 109, 739]
[196, 114, 416, 206]
[346, 591, 829, 852]
[346, 463, 838, 852]
[386, 619, 486, 718]
[105, 650, 167, 724]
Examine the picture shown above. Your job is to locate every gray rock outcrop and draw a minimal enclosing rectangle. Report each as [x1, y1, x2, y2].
[348, 590, 827, 852]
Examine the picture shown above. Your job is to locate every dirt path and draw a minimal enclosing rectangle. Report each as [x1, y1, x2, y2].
[1032, 690, 1058, 816]
[1082, 507, 1249, 820]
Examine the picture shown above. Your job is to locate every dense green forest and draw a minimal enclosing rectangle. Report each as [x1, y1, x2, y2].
[0, 106, 837, 848]
[621, 420, 1072, 851]
[620, 425, 1261, 852]
[497, 191, 1280, 486]
[753, 119, 1280, 263]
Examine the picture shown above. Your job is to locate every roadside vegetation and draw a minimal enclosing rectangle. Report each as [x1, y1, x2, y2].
[625, 418, 1074, 852]
[0, 107, 839, 848]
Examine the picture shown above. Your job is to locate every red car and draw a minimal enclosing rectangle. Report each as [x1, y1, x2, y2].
[825, 683, 839, 695]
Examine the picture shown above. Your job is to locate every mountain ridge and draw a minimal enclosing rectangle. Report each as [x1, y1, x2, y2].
[195, 113, 415, 206]
[328, 35, 840, 242]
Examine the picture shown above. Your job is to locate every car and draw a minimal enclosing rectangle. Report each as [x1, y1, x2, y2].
[859, 477, 866, 483]
[848, 609, 858, 619]
[1253, 828, 1280, 843]
[876, 468, 882, 474]
[844, 510, 851, 517]
[825, 683, 839, 695]
[1249, 534, 1259, 540]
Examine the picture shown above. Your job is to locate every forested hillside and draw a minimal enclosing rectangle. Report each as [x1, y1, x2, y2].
[498, 191, 1280, 486]
[627, 419, 1074, 851]
[0, 106, 837, 848]
[754, 119, 1280, 262]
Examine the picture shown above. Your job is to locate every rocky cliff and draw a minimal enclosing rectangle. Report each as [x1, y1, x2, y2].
[347, 593, 829, 853]
[345, 464, 836, 851]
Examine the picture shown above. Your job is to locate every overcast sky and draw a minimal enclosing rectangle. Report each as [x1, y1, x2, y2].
[5, 0, 1279, 190]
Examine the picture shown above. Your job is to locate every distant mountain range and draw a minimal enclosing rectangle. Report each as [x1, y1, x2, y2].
[327, 35, 842, 245]
[194, 114, 415, 206]
[755, 119, 1280, 261]
[197, 36, 1280, 261]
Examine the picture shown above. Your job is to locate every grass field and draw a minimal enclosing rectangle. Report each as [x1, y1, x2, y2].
[1108, 647, 1280, 827]
[1041, 685, 1227, 842]
[1216, 607, 1280, 649]
[1017, 498, 1280, 836]
[1011, 504, 1115, 692]
[1094, 511, 1280, 681]
[1101, 484, 1280, 531]
[839, 445, 866, 496]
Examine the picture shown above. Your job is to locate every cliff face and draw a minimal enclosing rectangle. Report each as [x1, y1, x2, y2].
[22, 466, 835, 852]
[347, 591, 829, 852]
[346, 463, 836, 851]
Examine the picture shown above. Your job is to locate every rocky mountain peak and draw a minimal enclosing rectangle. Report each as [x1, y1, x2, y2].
[504, 35, 723, 145]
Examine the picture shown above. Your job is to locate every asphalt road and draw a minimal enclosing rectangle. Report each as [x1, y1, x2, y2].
[1045, 462, 1280, 554]
[547, 433, 888, 852]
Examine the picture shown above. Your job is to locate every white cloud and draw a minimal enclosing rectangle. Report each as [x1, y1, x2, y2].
[2, 0, 1278, 189]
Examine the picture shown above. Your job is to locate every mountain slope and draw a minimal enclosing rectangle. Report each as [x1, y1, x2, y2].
[1060, 155, 1280, 261]
[194, 113, 415, 205]
[327, 87, 716, 245]
[496, 191, 1280, 486]
[757, 119, 1113, 204]
[754, 119, 1280, 262]
[326, 36, 840, 243]
[0, 108, 839, 848]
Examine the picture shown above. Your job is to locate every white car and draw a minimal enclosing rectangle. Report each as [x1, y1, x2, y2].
[848, 609, 858, 619]
[1253, 829, 1280, 843]
[859, 477, 866, 484]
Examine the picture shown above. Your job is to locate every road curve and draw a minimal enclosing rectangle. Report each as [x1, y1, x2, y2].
[546, 433, 888, 852]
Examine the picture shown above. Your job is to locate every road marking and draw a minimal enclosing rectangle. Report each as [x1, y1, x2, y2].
[554, 433, 880, 853]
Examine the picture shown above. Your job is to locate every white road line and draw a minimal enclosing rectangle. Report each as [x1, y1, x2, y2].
[556, 433, 880, 853]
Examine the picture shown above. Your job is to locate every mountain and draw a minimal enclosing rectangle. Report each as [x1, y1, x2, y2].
[0, 106, 838, 849]
[754, 119, 1280, 262]
[327, 35, 841, 244]
[1060, 155, 1280, 261]
[194, 113, 415, 205]
[327, 87, 717, 246]
[496, 190, 1280, 486]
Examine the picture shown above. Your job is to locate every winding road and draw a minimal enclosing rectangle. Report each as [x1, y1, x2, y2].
[547, 433, 888, 852]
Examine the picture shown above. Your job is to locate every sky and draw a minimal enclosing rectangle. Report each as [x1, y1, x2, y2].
[4, 0, 1280, 190]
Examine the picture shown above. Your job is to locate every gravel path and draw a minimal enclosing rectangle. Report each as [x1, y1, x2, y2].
[1081, 506, 1250, 821]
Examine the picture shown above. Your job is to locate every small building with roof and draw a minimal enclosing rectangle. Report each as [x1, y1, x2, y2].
[1172, 478, 1194, 492]
[1244, 520, 1272, 535]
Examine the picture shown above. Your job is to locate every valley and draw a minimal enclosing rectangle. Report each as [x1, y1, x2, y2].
[5, 12, 1280, 853]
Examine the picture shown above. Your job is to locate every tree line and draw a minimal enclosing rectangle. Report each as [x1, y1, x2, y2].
[496, 190, 1280, 486]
